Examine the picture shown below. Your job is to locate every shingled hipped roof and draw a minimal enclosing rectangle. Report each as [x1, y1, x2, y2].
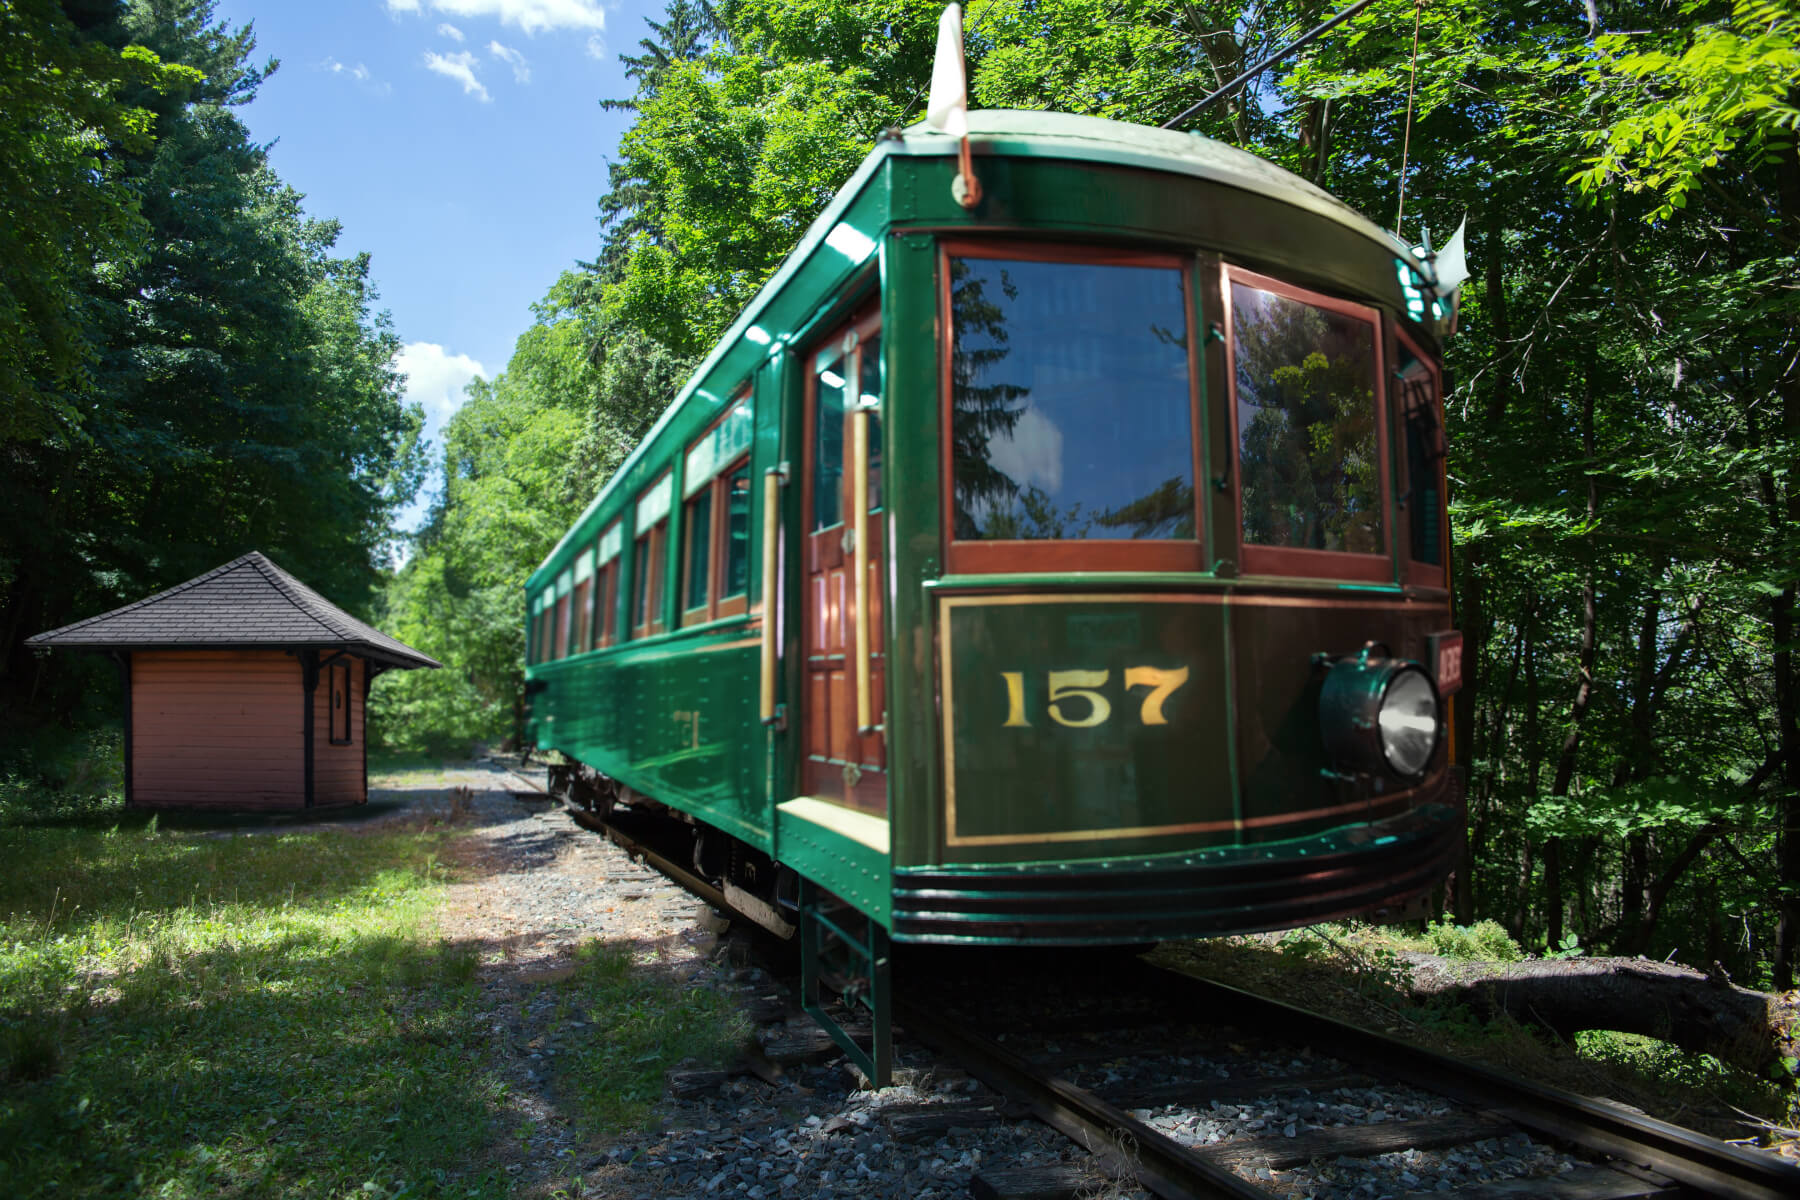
[26, 552, 440, 670]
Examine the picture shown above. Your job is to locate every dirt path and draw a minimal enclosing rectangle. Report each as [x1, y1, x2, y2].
[367, 760, 725, 1192]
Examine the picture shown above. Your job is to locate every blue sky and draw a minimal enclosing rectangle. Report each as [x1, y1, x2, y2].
[211, 0, 662, 529]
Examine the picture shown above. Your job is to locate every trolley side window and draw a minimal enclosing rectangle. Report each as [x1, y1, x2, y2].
[632, 471, 673, 638]
[594, 520, 623, 648]
[1395, 331, 1446, 584]
[942, 243, 1202, 574]
[570, 547, 594, 655]
[681, 394, 753, 626]
[552, 567, 574, 659]
[1227, 267, 1390, 580]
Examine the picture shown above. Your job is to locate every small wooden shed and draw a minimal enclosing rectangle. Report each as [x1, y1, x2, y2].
[26, 551, 439, 810]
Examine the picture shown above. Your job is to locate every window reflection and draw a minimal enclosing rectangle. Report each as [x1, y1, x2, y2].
[1397, 342, 1443, 567]
[950, 256, 1195, 541]
[860, 333, 882, 512]
[814, 358, 846, 531]
[724, 464, 751, 596]
[684, 490, 712, 611]
[1232, 282, 1382, 555]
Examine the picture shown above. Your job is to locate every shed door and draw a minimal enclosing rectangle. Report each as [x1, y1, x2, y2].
[800, 308, 886, 815]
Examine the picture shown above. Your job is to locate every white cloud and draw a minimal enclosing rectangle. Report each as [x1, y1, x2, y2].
[387, 0, 605, 36]
[423, 50, 490, 101]
[437, 22, 465, 40]
[987, 408, 1065, 496]
[321, 58, 382, 89]
[397, 342, 486, 438]
[393, 342, 486, 540]
[585, 34, 606, 59]
[488, 41, 530, 84]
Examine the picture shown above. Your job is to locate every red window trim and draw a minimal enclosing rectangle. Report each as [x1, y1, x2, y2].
[937, 239, 1206, 575]
[631, 522, 666, 638]
[553, 590, 572, 658]
[802, 304, 882, 570]
[1394, 325, 1448, 590]
[1222, 263, 1394, 585]
[681, 393, 755, 628]
[595, 519, 622, 648]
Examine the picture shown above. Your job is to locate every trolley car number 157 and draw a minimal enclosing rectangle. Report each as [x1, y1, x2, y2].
[999, 667, 1190, 729]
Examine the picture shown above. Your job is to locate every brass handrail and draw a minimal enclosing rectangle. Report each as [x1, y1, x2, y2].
[852, 404, 875, 734]
[759, 466, 782, 725]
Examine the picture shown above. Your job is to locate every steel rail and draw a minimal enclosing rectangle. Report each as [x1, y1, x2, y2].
[897, 996, 1270, 1200]
[563, 802, 735, 915]
[1149, 966, 1800, 1200]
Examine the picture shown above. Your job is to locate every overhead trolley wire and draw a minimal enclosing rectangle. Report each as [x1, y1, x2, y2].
[1160, 0, 1381, 130]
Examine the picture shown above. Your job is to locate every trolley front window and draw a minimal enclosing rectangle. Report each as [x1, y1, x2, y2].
[1227, 267, 1390, 580]
[943, 243, 1201, 573]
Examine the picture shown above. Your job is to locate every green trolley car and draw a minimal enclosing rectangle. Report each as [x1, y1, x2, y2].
[524, 110, 1464, 1081]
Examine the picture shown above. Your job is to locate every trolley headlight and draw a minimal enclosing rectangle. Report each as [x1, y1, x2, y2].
[1319, 648, 1441, 780]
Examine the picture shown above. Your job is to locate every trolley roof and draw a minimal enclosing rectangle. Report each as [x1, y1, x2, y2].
[531, 111, 1435, 585]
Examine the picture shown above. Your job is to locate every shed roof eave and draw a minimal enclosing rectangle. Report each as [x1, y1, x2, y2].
[23, 638, 441, 671]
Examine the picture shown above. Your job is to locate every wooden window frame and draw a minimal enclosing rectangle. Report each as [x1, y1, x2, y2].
[552, 589, 571, 659]
[680, 488, 714, 626]
[571, 578, 592, 655]
[328, 659, 352, 745]
[595, 521, 622, 648]
[681, 396, 755, 627]
[631, 529, 666, 639]
[802, 306, 882, 553]
[1222, 263, 1395, 584]
[937, 239, 1206, 576]
[1394, 325, 1448, 591]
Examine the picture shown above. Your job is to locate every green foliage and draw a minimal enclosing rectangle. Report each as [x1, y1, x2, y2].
[0, 807, 509, 1197]
[3, 0, 424, 747]
[1570, 1, 1800, 222]
[1425, 920, 1523, 963]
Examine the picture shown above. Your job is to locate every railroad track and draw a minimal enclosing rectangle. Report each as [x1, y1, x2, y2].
[562, 800, 1800, 1199]
[899, 959, 1800, 1200]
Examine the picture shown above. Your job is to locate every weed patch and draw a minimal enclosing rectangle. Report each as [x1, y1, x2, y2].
[549, 941, 751, 1135]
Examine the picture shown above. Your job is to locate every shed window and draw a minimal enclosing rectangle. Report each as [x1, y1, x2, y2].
[329, 660, 352, 745]
[943, 242, 1201, 573]
[1228, 266, 1390, 581]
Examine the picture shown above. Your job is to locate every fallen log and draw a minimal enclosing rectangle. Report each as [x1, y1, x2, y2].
[1399, 952, 1799, 1076]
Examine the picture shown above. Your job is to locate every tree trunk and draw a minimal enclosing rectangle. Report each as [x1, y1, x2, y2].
[1545, 367, 1602, 950]
[1400, 953, 1798, 1077]
[1767, 86, 1800, 994]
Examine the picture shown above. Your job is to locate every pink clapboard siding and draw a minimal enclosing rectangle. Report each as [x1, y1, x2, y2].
[311, 655, 366, 807]
[132, 650, 305, 808]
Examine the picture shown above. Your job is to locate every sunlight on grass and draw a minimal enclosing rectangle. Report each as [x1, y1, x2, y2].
[0, 817, 509, 1198]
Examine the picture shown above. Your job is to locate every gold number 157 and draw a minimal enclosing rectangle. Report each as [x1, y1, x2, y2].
[999, 667, 1190, 728]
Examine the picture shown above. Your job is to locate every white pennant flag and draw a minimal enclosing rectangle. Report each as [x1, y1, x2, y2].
[1432, 217, 1470, 294]
[926, 4, 968, 139]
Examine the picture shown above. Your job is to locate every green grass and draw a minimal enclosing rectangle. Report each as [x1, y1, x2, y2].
[549, 941, 751, 1135]
[0, 813, 508, 1198]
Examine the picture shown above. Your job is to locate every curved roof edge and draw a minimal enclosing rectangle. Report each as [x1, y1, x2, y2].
[531, 111, 1432, 585]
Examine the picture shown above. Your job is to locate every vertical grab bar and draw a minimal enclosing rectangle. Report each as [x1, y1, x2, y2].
[852, 404, 875, 734]
[760, 466, 783, 726]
